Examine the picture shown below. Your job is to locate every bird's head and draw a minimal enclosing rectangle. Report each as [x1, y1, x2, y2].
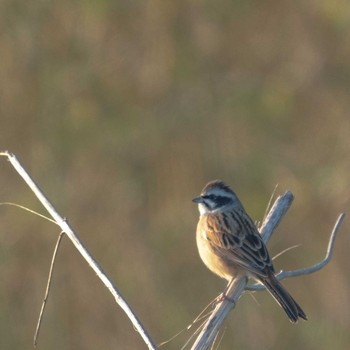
[192, 180, 242, 215]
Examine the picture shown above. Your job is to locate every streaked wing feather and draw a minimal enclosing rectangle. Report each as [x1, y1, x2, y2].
[205, 211, 274, 277]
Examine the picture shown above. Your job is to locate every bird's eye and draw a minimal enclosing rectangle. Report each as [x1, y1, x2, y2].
[209, 194, 217, 200]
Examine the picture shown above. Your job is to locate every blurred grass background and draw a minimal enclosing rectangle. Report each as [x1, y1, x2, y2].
[0, 0, 350, 349]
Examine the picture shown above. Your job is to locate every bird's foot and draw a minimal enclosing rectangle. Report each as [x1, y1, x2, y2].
[214, 292, 235, 305]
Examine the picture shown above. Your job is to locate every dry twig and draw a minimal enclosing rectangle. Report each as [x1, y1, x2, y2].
[34, 231, 65, 347]
[0, 151, 157, 350]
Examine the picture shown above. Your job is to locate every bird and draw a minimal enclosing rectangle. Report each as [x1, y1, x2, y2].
[192, 180, 307, 323]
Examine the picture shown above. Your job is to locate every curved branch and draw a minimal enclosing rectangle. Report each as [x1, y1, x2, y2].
[247, 213, 345, 291]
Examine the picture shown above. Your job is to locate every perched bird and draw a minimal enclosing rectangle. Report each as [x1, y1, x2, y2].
[193, 180, 307, 323]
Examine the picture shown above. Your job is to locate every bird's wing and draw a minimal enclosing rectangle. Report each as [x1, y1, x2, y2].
[204, 210, 274, 277]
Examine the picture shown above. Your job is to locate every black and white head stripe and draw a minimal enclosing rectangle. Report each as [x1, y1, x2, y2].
[201, 180, 234, 196]
[193, 180, 242, 212]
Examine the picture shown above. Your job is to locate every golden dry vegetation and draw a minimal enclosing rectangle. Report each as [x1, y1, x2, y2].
[0, 1, 350, 349]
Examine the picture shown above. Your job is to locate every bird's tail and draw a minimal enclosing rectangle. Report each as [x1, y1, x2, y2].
[260, 273, 307, 323]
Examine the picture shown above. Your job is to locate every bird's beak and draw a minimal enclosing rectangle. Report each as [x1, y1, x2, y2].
[192, 196, 204, 203]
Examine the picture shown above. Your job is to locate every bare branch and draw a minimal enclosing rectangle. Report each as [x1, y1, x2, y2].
[259, 191, 294, 243]
[34, 231, 65, 347]
[247, 213, 345, 291]
[190, 277, 247, 350]
[0, 151, 157, 350]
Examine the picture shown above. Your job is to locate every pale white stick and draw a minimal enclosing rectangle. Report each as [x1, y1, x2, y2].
[190, 277, 247, 350]
[247, 213, 345, 291]
[0, 151, 157, 350]
[260, 191, 294, 243]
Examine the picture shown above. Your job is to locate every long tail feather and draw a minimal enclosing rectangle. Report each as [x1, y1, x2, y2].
[261, 273, 307, 323]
